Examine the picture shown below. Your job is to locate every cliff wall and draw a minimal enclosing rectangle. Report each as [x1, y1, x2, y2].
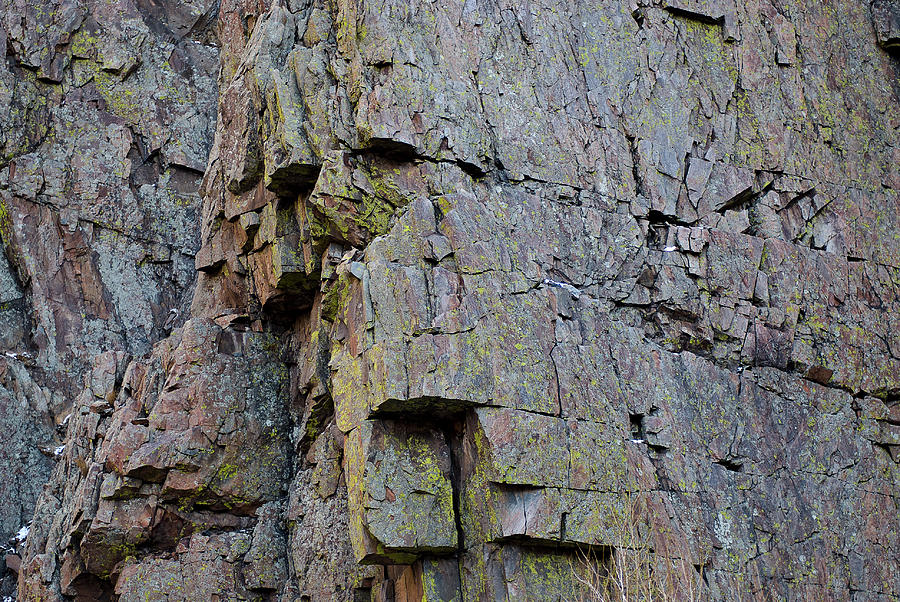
[2, 0, 899, 599]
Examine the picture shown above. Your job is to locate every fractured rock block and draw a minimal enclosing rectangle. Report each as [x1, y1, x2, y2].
[493, 486, 638, 548]
[345, 419, 457, 564]
[871, 0, 900, 51]
[271, 233, 307, 289]
[472, 407, 569, 489]
[568, 420, 631, 491]
[103, 320, 292, 510]
[496, 545, 597, 601]
[263, 68, 319, 194]
[80, 497, 155, 577]
[307, 151, 425, 248]
[220, 74, 264, 196]
[243, 502, 289, 591]
[250, 199, 320, 305]
[495, 486, 567, 542]
[114, 532, 253, 601]
[194, 227, 229, 273]
[391, 558, 462, 602]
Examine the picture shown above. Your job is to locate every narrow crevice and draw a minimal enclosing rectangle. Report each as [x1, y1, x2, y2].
[714, 186, 757, 215]
[713, 458, 744, 473]
[352, 138, 422, 164]
[646, 209, 691, 227]
[631, 6, 645, 30]
[441, 418, 467, 555]
[664, 7, 725, 27]
[629, 412, 644, 441]
[626, 134, 645, 199]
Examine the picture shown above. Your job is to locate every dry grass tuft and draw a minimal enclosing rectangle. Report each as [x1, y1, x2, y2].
[575, 494, 705, 602]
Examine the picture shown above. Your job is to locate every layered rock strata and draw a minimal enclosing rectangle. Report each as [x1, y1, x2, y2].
[2, 0, 900, 600]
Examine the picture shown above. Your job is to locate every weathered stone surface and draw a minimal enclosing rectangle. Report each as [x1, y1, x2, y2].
[17, 321, 292, 598]
[0, 0, 216, 396]
[0, 0, 219, 592]
[0, 357, 55, 598]
[4, 0, 900, 599]
[346, 420, 457, 564]
[288, 441, 379, 600]
[872, 0, 900, 52]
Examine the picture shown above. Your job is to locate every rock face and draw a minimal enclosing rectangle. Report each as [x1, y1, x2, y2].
[2, 0, 899, 599]
[0, 0, 217, 595]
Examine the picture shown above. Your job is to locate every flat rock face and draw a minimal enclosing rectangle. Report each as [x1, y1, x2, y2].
[2, 0, 899, 599]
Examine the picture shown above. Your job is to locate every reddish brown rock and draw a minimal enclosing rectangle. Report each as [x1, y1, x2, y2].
[4, 0, 900, 599]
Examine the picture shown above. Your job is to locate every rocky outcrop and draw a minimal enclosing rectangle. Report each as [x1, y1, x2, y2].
[3, 0, 900, 599]
[18, 323, 296, 598]
[0, 0, 217, 593]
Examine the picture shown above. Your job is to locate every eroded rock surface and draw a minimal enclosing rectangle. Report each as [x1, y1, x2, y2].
[3, 0, 900, 599]
[0, 0, 218, 594]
